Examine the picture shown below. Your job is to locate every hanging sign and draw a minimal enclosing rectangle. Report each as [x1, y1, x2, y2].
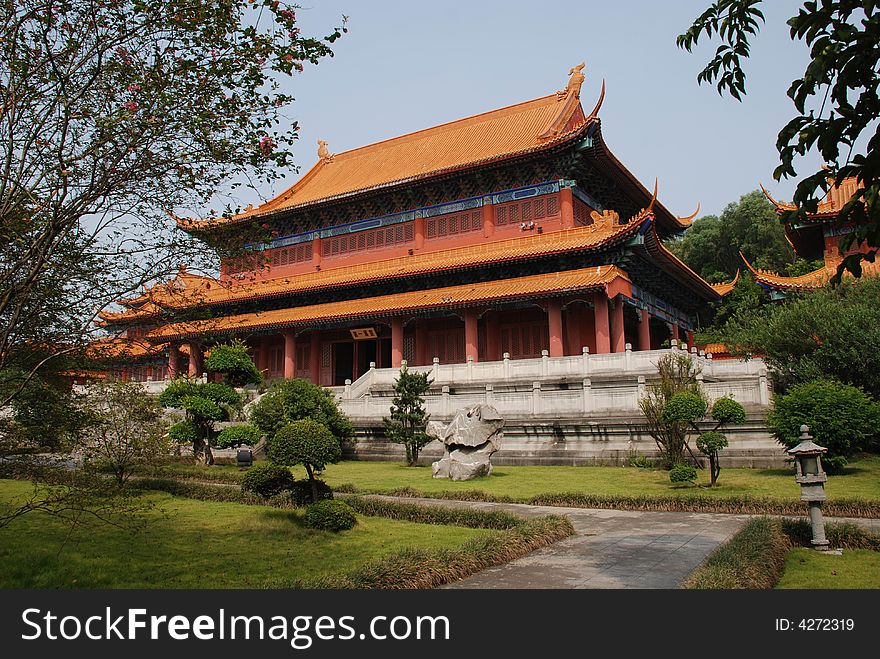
[350, 327, 378, 340]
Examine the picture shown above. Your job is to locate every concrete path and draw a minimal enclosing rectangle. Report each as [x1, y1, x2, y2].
[371, 496, 879, 589]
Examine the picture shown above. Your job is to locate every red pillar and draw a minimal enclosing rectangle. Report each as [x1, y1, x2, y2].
[391, 317, 404, 367]
[414, 216, 426, 250]
[309, 331, 321, 384]
[258, 337, 271, 378]
[565, 305, 582, 356]
[485, 311, 501, 361]
[560, 187, 574, 229]
[482, 200, 495, 238]
[168, 343, 181, 379]
[547, 299, 564, 357]
[581, 306, 597, 354]
[671, 324, 680, 342]
[687, 330, 695, 348]
[639, 309, 652, 351]
[593, 292, 611, 354]
[414, 321, 428, 366]
[187, 341, 202, 378]
[464, 309, 479, 362]
[611, 298, 625, 353]
[283, 330, 296, 379]
[312, 237, 322, 269]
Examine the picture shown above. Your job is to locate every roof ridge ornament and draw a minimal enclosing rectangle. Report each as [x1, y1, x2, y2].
[677, 202, 700, 225]
[317, 139, 334, 162]
[586, 79, 605, 119]
[557, 62, 586, 101]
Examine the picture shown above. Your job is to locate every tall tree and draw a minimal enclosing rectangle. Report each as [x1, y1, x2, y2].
[0, 1, 345, 410]
[384, 365, 432, 466]
[678, 0, 880, 279]
[669, 190, 803, 281]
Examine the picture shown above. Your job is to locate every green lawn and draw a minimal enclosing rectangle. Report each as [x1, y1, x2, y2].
[0, 479, 494, 589]
[776, 548, 880, 589]
[167, 455, 880, 502]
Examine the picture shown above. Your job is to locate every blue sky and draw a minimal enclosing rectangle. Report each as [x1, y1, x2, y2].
[241, 0, 816, 218]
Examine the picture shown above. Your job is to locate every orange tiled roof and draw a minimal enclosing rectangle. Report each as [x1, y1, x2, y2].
[709, 270, 740, 297]
[98, 300, 164, 323]
[147, 265, 630, 341]
[761, 177, 860, 217]
[86, 338, 166, 360]
[178, 68, 600, 230]
[741, 252, 880, 291]
[159, 220, 643, 310]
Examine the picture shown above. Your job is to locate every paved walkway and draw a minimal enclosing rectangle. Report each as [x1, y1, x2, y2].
[369, 496, 878, 589]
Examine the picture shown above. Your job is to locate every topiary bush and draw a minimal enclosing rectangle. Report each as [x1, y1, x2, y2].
[205, 340, 262, 387]
[267, 419, 342, 503]
[669, 463, 698, 485]
[767, 379, 880, 473]
[711, 396, 746, 425]
[662, 391, 708, 423]
[215, 424, 261, 449]
[168, 420, 199, 445]
[290, 479, 333, 506]
[250, 378, 353, 443]
[305, 499, 357, 532]
[241, 463, 295, 498]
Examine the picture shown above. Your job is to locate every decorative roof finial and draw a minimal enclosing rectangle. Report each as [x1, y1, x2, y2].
[557, 62, 586, 101]
[677, 202, 701, 225]
[317, 140, 334, 162]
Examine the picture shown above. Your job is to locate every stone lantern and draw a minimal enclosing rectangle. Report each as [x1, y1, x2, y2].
[787, 424, 829, 549]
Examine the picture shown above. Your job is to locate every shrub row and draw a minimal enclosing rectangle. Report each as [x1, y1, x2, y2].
[344, 495, 523, 530]
[683, 517, 791, 589]
[781, 518, 880, 551]
[286, 515, 575, 589]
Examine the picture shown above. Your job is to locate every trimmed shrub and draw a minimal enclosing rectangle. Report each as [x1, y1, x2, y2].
[662, 391, 708, 423]
[168, 420, 199, 445]
[268, 419, 342, 503]
[241, 463, 295, 498]
[711, 396, 746, 425]
[305, 499, 357, 532]
[205, 340, 262, 387]
[290, 479, 333, 506]
[683, 517, 790, 589]
[669, 463, 698, 485]
[767, 379, 880, 473]
[250, 378, 353, 443]
[215, 424, 261, 449]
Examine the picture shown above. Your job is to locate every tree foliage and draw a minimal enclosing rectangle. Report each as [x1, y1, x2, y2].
[669, 191, 803, 281]
[158, 379, 241, 464]
[768, 379, 880, 473]
[267, 419, 341, 503]
[383, 365, 432, 466]
[205, 340, 262, 387]
[678, 0, 880, 279]
[250, 378, 353, 443]
[84, 379, 170, 484]
[214, 424, 261, 450]
[0, 0, 344, 412]
[639, 353, 705, 468]
[721, 276, 880, 397]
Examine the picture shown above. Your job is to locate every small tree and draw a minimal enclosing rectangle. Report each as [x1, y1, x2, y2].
[85, 380, 170, 485]
[205, 340, 262, 387]
[639, 353, 704, 468]
[159, 380, 241, 465]
[214, 424, 261, 450]
[250, 378, 353, 443]
[267, 419, 341, 503]
[383, 365, 432, 466]
[665, 394, 746, 486]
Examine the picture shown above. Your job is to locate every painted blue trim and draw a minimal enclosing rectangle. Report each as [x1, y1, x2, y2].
[571, 186, 603, 211]
[251, 180, 564, 250]
[630, 284, 695, 329]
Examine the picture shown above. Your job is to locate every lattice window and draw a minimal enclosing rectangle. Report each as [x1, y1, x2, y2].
[403, 336, 415, 364]
[425, 211, 482, 240]
[573, 198, 592, 226]
[547, 196, 559, 216]
[501, 324, 548, 359]
[496, 206, 507, 225]
[494, 194, 560, 227]
[321, 343, 331, 368]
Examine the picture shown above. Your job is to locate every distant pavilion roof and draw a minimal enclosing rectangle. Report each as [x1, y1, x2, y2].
[147, 265, 632, 341]
[709, 270, 739, 297]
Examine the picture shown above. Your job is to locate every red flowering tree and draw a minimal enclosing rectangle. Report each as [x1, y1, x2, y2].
[0, 1, 346, 409]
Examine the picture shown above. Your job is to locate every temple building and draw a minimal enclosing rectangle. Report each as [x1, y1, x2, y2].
[97, 63, 721, 385]
[742, 178, 878, 299]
